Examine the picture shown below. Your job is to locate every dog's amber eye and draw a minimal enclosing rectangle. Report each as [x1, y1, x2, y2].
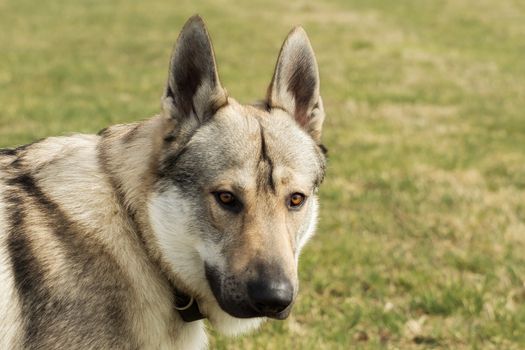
[288, 193, 306, 209]
[218, 192, 234, 205]
[214, 191, 243, 213]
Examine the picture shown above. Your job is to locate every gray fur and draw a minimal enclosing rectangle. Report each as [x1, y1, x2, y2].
[0, 15, 326, 349]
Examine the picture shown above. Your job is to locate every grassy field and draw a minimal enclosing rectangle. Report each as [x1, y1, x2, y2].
[1, 0, 525, 348]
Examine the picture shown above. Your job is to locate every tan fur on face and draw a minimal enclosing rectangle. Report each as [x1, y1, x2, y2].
[187, 100, 323, 283]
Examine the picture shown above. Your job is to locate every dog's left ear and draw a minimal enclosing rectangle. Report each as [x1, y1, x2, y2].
[163, 15, 227, 125]
[267, 27, 324, 143]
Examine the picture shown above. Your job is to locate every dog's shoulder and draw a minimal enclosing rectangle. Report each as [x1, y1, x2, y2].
[0, 131, 193, 349]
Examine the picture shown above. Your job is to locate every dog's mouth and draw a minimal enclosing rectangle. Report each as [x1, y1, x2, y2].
[205, 264, 295, 320]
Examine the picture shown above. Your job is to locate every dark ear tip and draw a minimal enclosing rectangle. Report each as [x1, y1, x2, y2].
[187, 14, 205, 23]
[175, 15, 213, 54]
[182, 14, 207, 32]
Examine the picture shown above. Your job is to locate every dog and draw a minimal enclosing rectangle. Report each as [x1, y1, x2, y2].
[0, 15, 326, 349]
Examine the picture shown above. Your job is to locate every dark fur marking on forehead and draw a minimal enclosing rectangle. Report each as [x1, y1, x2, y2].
[5, 172, 135, 348]
[257, 125, 275, 193]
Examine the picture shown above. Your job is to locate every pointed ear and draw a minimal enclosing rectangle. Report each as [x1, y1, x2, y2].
[267, 27, 324, 142]
[162, 15, 227, 124]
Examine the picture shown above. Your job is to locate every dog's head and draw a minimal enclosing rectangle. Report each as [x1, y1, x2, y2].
[148, 16, 326, 335]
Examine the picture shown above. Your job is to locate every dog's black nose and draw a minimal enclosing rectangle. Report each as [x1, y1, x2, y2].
[247, 278, 294, 318]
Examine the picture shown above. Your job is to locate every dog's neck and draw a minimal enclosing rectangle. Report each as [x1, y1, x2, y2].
[98, 115, 168, 214]
[98, 115, 204, 322]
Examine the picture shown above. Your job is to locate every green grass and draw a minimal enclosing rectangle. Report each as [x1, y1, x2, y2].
[1, 0, 524, 348]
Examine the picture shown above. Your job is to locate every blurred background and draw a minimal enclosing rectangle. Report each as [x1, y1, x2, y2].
[1, 0, 524, 348]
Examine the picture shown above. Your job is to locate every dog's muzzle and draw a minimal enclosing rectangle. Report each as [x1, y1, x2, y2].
[205, 264, 295, 320]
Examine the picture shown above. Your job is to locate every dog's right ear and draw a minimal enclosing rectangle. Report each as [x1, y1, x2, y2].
[162, 15, 227, 126]
[267, 27, 324, 143]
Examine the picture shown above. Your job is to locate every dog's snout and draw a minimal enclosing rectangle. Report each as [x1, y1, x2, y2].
[247, 277, 294, 318]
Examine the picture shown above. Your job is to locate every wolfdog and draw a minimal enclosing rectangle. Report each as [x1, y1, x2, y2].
[0, 15, 326, 349]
